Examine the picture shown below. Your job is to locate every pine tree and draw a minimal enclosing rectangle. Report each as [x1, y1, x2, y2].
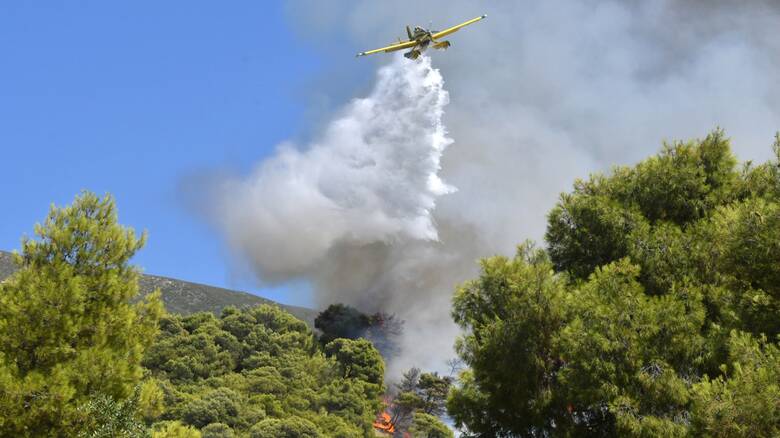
[0, 192, 163, 436]
[449, 131, 780, 436]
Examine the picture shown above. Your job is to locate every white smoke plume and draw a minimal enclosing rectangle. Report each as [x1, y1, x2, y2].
[214, 56, 452, 280]
[208, 56, 463, 374]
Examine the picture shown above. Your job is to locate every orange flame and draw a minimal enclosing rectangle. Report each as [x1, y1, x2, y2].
[373, 411, 395, 434]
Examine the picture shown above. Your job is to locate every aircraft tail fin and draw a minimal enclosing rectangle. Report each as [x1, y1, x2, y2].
[406, 25, 413, 40]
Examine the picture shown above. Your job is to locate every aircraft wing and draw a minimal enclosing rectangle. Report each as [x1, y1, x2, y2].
[431, 15, 487, 40]
[357, 40, 417, 57]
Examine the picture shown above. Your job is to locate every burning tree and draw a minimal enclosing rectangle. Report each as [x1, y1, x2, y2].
[315, 306, 452, 435]
[315, 304, 403, 358]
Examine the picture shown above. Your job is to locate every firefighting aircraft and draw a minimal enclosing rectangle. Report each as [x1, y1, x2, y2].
[356, 14, 487, 59]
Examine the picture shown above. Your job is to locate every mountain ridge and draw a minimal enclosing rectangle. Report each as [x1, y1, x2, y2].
[0, 250, 317, 325]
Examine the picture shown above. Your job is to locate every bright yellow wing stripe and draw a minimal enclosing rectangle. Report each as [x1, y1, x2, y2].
[356, 40, 417, 57]
[432, 14, 487, 40]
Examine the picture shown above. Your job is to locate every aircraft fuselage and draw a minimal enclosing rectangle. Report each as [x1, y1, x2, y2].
[405, 27, 435, 59]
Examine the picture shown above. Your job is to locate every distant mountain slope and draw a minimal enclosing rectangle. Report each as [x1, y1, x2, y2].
[0, 251, 14, 281]
[0, 250, 317, 325]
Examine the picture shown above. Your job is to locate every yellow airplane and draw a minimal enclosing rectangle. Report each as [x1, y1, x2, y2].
[356, 15, 487, 59]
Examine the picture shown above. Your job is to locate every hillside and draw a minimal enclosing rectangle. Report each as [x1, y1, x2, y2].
[0, 250, 317, 325]
[0, 251, 14, 282]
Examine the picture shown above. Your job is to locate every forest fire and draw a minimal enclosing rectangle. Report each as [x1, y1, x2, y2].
[373, 411, 395, 434]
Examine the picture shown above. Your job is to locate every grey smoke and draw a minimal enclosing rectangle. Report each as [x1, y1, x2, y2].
[204, 1, 780, 376]
[206, 56, 469, 375]
[211, 56, 452, 280]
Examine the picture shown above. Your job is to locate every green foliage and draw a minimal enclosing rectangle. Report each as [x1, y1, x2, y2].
[704, 198, 780, 337]
[139, 379, 166, 422]
[0, 192, 387, 436]
[416, 372, 454, 417]
[248, 416, 321, 438]
[556, 260, 701, 436]
[450, 244, 569, 435]
[547, 187, 642, 280]
[389, 367, 453, 435]
[180, 388, 240, 428]
[76, 388, 149, 438]
[152, 421, 201, 438]
[546, 129, 738, 282]
[690, 331, 780, 438]
[446, 370, 495, 435]
[408, 412, 454, 438]
[325, 338, 384, 385]
[450, 131, 780, 436]
[310, 414, 361, 438]
[199, 423, 234, 438]
[144, 305, 384, 436]
[0, 192, 163, 437]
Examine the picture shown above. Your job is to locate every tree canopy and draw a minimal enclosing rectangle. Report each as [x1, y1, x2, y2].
[142, 305, 385, 436]
[5, 130, 778, 437]
[0, 192, 389, 437]
[386, 367, 454, 436]
[0, 192, 164, 436]
[448, 131, 780, 437]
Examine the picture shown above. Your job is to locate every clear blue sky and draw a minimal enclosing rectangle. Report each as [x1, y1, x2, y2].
[0, 2, 369, 306]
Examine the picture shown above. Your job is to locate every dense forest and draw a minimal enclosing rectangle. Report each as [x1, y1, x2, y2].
[0, 130, 778, 437]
